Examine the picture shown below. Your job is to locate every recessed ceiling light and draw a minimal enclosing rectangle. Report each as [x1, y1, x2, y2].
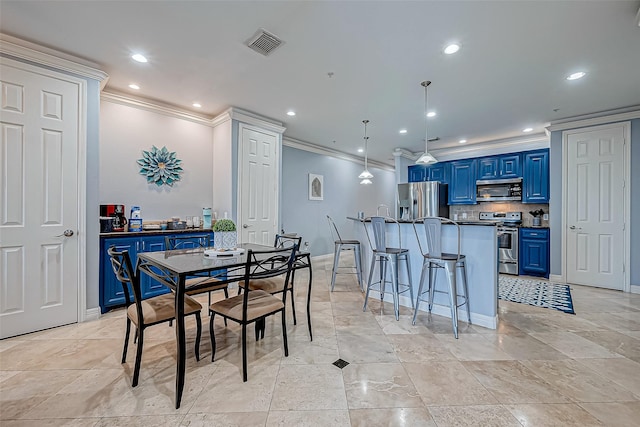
[523, 127, 533, 133]
[131, 53, 148, 63]
[287, 111, 296, 116]
[566, 71, 586, 80]
[444, 43, 460, 55]
[399, 129, 407, 134]
[357, 148, 364, 153]
[192, 103, 202, 108]
[459, 139, 467, 144]
[128, 84, 140, 90]
[427, 111, 436, 118]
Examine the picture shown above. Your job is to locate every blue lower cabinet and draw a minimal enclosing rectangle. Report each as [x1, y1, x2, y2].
[519, 228, 549, 278]
[100, 231, 213, 313]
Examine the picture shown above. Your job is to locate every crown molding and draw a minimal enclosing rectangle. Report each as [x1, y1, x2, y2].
[0, 33, 109, 87]
[226, 108, 286, 134]
[395, 133, 549, 163]
[284, 136, 394, 172]
[546, 107, 640, 132]
[101, 91, 213, 126]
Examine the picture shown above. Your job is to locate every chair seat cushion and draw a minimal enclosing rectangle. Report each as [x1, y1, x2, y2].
[185, 277, 228, 295]
[238, 276, 291, 294]
[210, 290, 284, 322]
[128, 293, 202, 326]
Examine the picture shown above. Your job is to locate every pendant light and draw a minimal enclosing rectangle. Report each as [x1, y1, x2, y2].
[359, 119, 373, 184]
[415, 80, 438, 165]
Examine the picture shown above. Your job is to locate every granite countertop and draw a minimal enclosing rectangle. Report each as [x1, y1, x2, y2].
[347, 217, 498, 226]
[100, 228, 213, 238]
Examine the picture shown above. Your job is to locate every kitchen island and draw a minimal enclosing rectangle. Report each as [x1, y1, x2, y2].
[347, 218, 498, 329]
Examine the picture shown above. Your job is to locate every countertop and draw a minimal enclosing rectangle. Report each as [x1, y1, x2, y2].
[346, 217, 498, 226]
[100, 228, 214, 238]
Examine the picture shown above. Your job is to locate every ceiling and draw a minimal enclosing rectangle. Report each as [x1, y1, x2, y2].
[2, 1, 640, 166]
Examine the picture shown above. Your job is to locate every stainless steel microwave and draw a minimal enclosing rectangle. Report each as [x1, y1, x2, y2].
[476, 178, 522, 201]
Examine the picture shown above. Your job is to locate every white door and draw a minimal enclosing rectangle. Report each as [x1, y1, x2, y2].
[565, 124, 626, 290]
[238, 125, 279, 245]
[0, 62, 80, 338]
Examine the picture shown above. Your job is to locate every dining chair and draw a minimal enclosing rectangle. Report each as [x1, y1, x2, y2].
[165, 235, 230, 313]
[209, 245, 297, 382]
[238, 234, 301, 327]
[107, 246, 202, 387]
[411, 216, 471, 338]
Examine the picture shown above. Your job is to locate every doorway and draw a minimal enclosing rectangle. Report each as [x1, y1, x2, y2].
[562, 122, 630, 291]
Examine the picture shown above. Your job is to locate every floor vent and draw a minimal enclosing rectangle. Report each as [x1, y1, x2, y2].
[332, 358, 350, 369]
[246, 28, 284, 56]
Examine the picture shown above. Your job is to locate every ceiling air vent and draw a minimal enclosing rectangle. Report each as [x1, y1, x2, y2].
[246, 28, 284, 56]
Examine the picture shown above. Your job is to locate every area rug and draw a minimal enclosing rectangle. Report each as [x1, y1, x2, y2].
[499, 276, 575, 314]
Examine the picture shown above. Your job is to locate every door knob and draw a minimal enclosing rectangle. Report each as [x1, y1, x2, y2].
[569, 226, 582, 230]
[243, 224, 250, 229]
[55, 229, 74, 237]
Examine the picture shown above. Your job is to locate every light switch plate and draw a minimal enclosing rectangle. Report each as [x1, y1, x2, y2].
[543, 213, 549, 220]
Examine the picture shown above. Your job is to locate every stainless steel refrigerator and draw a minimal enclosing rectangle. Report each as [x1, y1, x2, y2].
[397, 182, 449, 220]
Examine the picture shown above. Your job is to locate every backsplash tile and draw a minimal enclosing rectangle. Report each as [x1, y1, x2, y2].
[450, 202, 550, 227]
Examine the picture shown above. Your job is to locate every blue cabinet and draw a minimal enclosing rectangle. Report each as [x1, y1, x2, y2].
[449, 159, 477, 204]
[408, 163, 449, 183]
[100, 231, 214, 313]
[523, 149, 549, 203]
[519, 228, 549, 278]
[477, 153, 522, 180]
[408, 165, 427, 182]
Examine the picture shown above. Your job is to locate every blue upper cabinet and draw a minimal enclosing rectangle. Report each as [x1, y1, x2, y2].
[408, 163, 449, 183]
[477, 153, 522, 180]
[408, 165, 427, 182]
[449, 159, 477, 204]
[523, 149, 549, 203]
[428, 163, 449, 183]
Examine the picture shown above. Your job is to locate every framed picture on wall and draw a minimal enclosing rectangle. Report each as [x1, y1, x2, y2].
[308, 173, 324, 201]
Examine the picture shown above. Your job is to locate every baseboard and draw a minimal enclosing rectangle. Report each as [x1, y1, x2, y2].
[549, 274, 565, 283]
[370, 292, 498, 330]
[311, 253, 334, 262]
[84, 307, 101, 322]
[630, 285, 640, 295]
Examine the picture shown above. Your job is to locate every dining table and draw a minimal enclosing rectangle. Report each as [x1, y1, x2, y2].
[136, 242, 313, 409]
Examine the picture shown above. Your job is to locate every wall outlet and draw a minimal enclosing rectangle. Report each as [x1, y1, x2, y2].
[543, 213, 549, 220]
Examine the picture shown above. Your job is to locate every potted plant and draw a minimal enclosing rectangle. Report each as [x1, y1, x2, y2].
[212, 219, 237, 250]
[529, 209, 545, 227]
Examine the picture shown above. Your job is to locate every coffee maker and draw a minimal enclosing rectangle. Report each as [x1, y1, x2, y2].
[100, 204, 127, 232]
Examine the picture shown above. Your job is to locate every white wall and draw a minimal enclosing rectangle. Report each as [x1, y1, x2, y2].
[99, 101, 214, 221]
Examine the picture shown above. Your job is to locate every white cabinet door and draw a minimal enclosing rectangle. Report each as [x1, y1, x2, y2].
[0, 61, 80, 338]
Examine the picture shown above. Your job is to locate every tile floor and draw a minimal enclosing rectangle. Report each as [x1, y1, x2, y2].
[1, 257, 640, 426]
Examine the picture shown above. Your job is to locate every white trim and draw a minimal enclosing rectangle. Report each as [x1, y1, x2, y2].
[101, 92, 213, 126]
[284, 136, 394, 172]
[0, 33, 109, 88]
[548, 108, 640, 132]
[227, 108, 286, 134]
[549, 274, 565, 284]
[374, 292, 497, 329]
[631, 286, 640, 295]
[2, 57, 89, 325]
[561, 122, 631, 292]
[393, 133, 549, 162]
[84, 308, 101, 322]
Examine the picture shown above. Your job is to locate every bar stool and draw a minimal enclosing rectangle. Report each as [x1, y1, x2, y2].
[326, 215, 363, 291]
[363, 216, 414, 320]
[411, 217, 470, 338]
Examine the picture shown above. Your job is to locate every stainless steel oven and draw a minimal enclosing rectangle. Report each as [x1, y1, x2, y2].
[479, 211, 521, 275]
[497, 226, 518, 275]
